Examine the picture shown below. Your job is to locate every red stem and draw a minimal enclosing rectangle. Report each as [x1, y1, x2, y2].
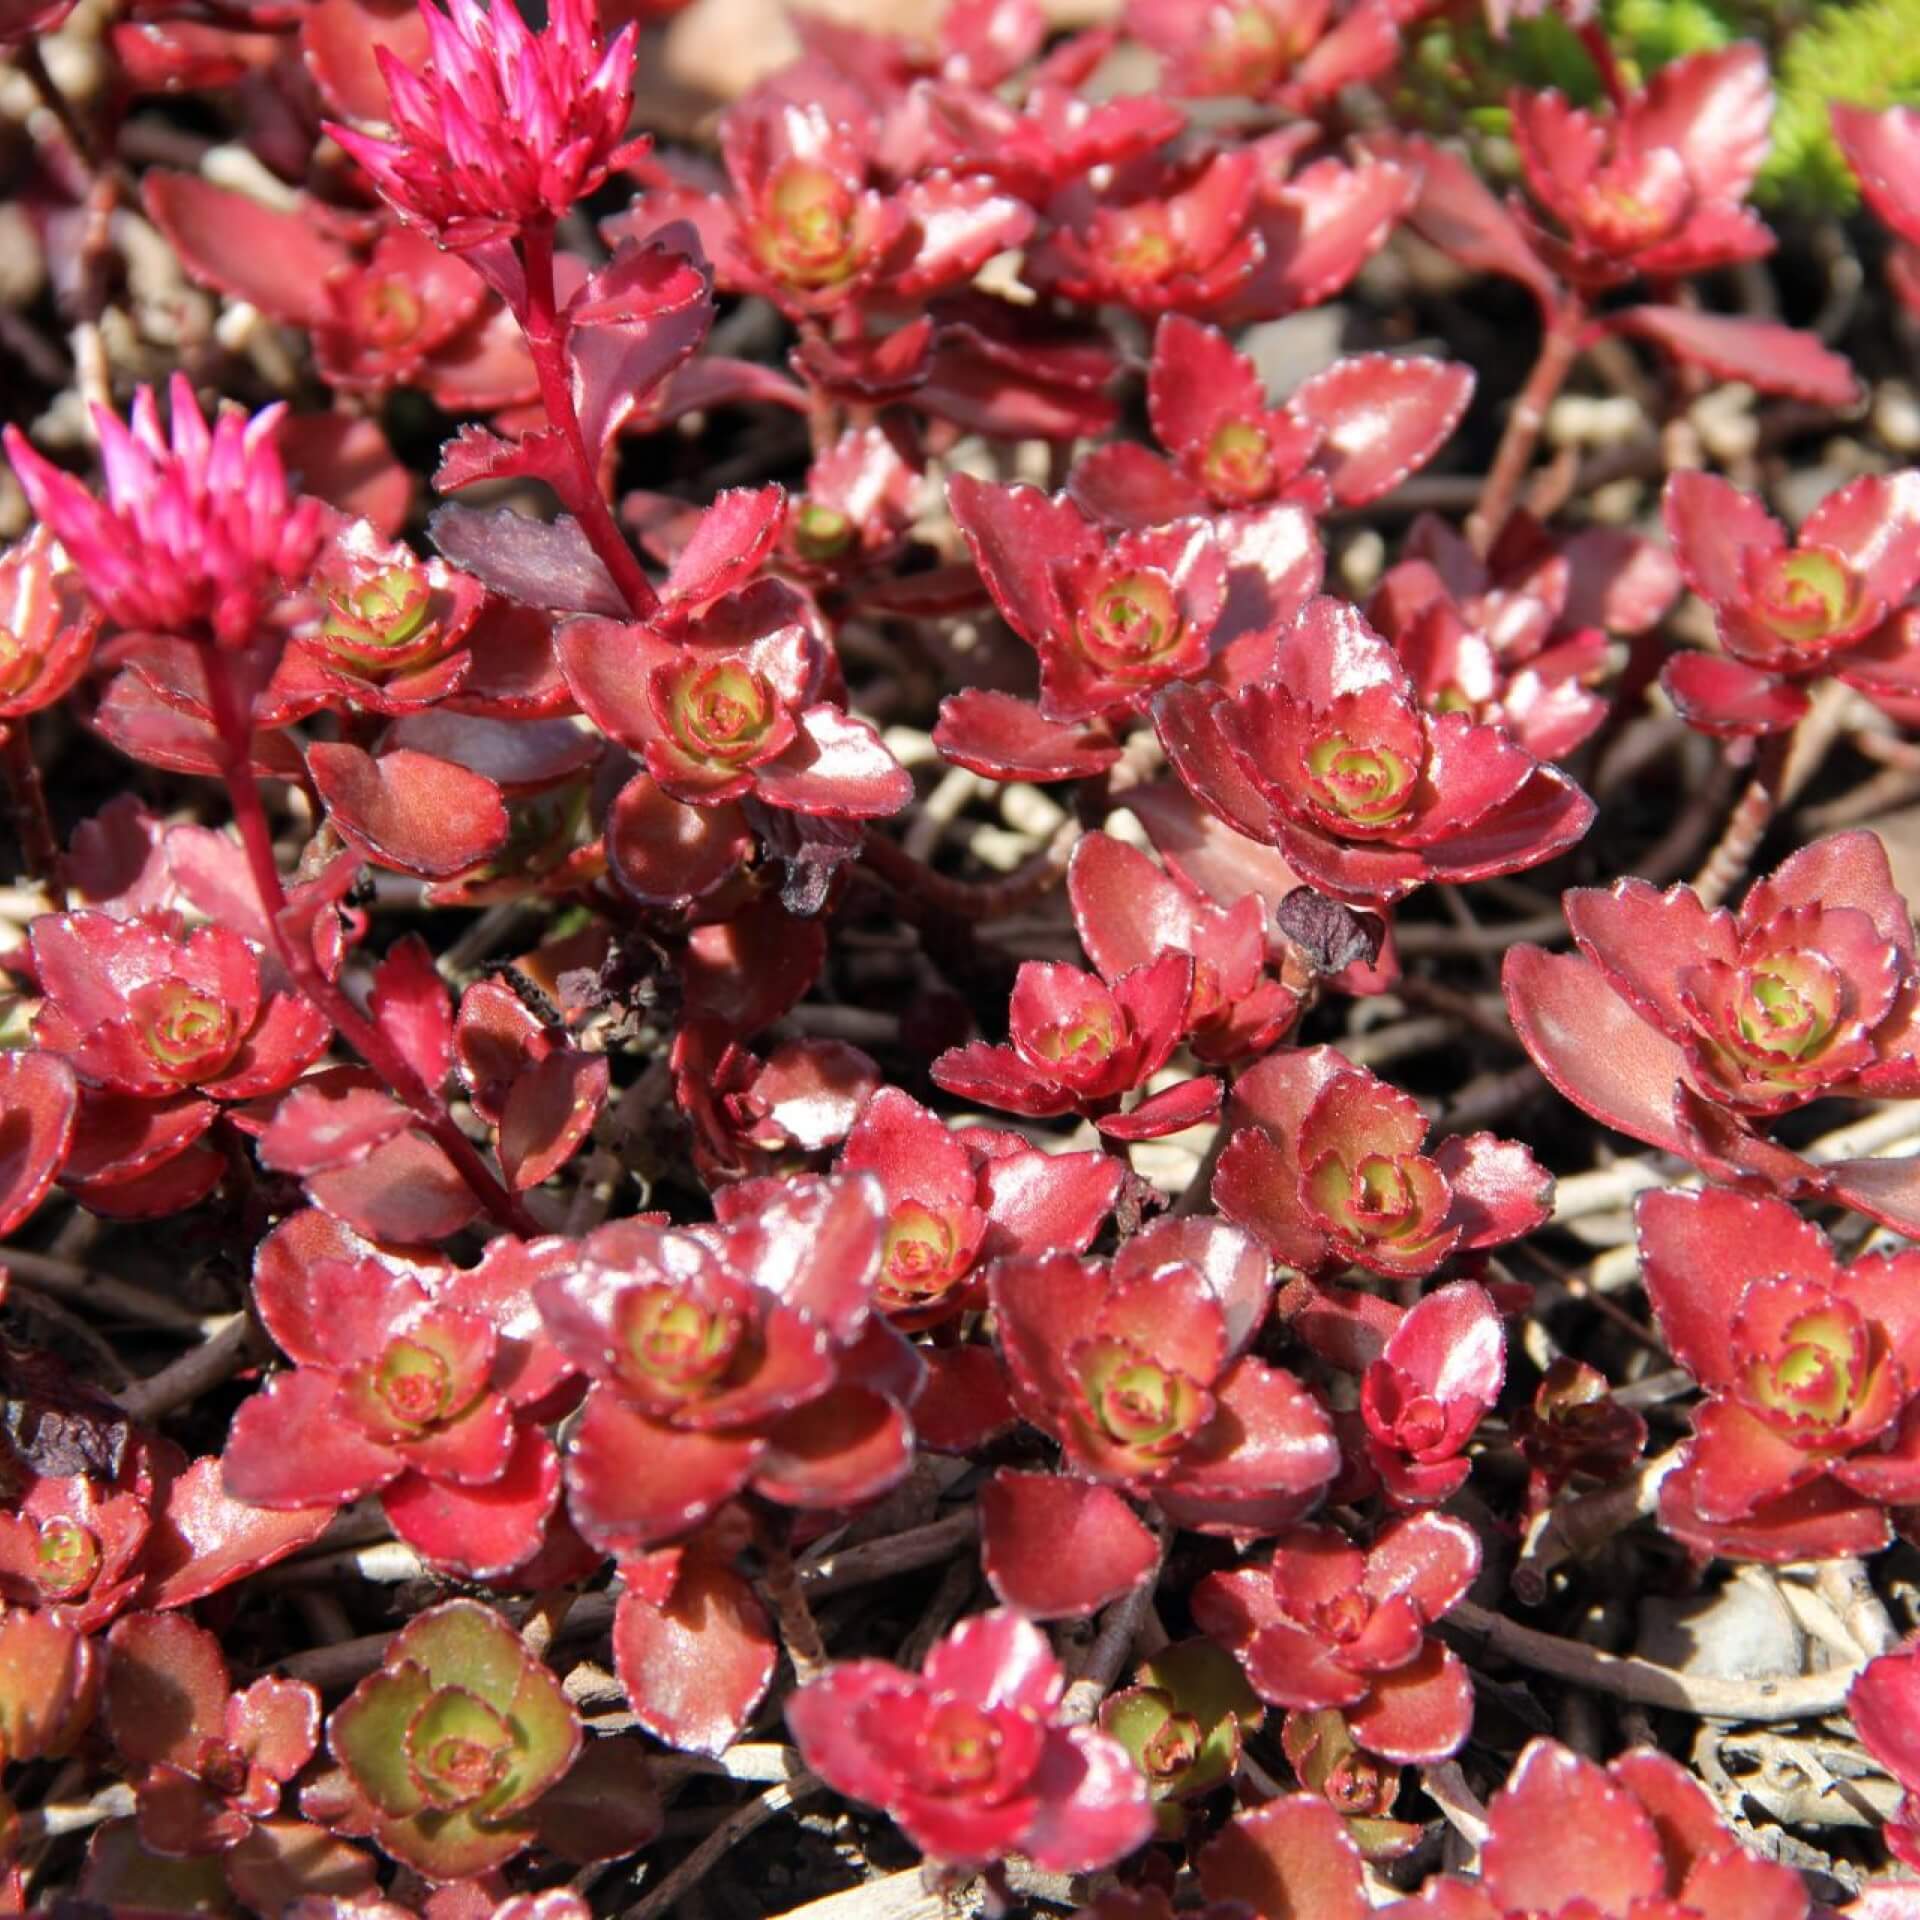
[859, 820, 1080, 923]
[1579, 21, 1631, 112]
[519, 222, 658, 621]
[1465, 293, 1588, 559]
[2, 721, 66, 910]
[1691, 731, 1788, 910]
[201, 649, 537, 1236]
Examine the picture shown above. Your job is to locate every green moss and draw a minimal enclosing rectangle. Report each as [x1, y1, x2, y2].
[1616, 0, 1744, 65]
[1760, 0, 1920, 208]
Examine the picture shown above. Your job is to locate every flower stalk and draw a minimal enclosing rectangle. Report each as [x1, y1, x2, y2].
[519, 221, 659, 621]
[1466, 295, 1588, 558]
[200, 647, 535, 1235]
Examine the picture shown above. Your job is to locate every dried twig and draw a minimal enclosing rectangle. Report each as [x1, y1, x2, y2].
[112, 1312, 254, 1423]
[620, 1775, 824, 1920]
[1813, 1560, 1900, 1660]
[1448, 1600, 1863, 1719]
[1422, 1760, 1491, 1860]
[283, 1508, 983, 1685]
[1510, 1446, 1685, 1602]
[1062, 1537, 1165, 1724]
[2, 1247, 211, 1332]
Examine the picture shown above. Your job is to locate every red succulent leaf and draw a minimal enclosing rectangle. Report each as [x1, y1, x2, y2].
[105, 1610, 230, 1773]
[1636, 1188, 1834, 1389]
[388, 711, 599, 798]
[564, 1388, 765, 1553]
[654, 485, 787, 622]
[1107, 1076, 1226, 1146]
[1116, 1214, 1274, 1361]
[1379, 132, 1560, 314]
[916, 1346, 1020, 1452]
[300, 0, 430, 119]
[1021, 1725, 1163, 1875]
[980, 1140, 1123, 1260]
[1483, 1740, 1667, 1915]
[368, 935, 454, 1093]
[1198, 1794, 1370, 1920]
[1611, 309, 1859, 408]
[224, 1368, 402, 1510]
[1367, 1512, 1481, 1624]
[258, 1074, 411, 1177]
[1371, 1283, 1504, 1416]
[229, 1674, 321, 1785]
[751, 705, 914, 818]
[1070, 443, 1211, 529]
[605, 772, 755, 911]
[1834, 102, 1920, 249]
[1433, 1133, 1553, 1246]
[980, 1470, 1160, 1620]
[309, 743, 509, 878]
[1346, 1639, 1475, 1765]
[499, 1050, 609, 1190]
[788, 1609, 1151, 1871]
[453, 980, 545, 1126]
[224, 1819, 379, 1911]
[1663, 470, 1787, 606]
[1852, 1641, 1920, 1806]
[709, 1172, 886, 1341]
[143, 172, 356, 330]
[306, 1128, 484, 1242]
[1362, 1284, 1504, 1501]
[77, 1822, 230, 1908]
[1232, 156, 1417, 322]
[0, 1051, 77, 1236]
[382, 1423, 561, 1580]
[1069, 830, 1290, 1060]
[1682, 1395, 1832, 1524]
[566, 236, 716, 468]
[1659, 1464, 1892, 1561]
[425, 503, 627, 619]
[735, 1039, 880, 1157]
[0, 1605, 97, 1769]
[1287, 355, 1475, 508]
[612, 1545, 775, 1757]
[1661, 653, 1808, 737]
[933, 690, 1122, 783]
[945, 473, 1088, 656]
[754, 1382, 914, 1510]
[136, 1767, 251, 1857]
[1502, 946, 1696, 1159]
[1154, 1358, 1340, 1538]
[138, 1452, 333, 1610]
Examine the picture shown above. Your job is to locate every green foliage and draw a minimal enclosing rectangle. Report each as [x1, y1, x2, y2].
[1607, 0, 1743, 67]
[1762, 0, 1920, 208]
[1396, 0, 1920, 212]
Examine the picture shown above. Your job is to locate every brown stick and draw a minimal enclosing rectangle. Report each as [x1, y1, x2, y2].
[1510, 1446, 1685, 1603]
[112, 1312, 255, 1423]
[619, 1776, 824, 1920]
[860, 815, 1082, 924]
[758, 1512, 829, 1685]
[1448, 1600, 1862, 1720]
[1, 723, 65, 908]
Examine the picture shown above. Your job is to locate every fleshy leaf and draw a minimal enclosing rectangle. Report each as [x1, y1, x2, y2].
[980, 1471, 1160, 1620]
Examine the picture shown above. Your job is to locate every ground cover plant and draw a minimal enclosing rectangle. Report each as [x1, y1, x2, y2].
[8, 0, 1920, 1913]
